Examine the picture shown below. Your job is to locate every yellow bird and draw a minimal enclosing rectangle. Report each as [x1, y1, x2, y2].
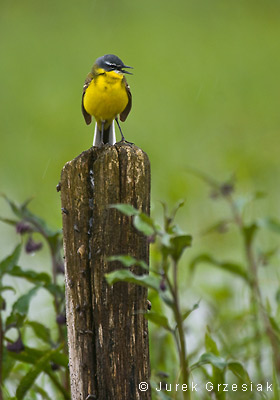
[82, 54, 132, 146]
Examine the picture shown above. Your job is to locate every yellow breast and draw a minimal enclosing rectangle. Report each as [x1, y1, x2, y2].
[83, 70, 128, 129]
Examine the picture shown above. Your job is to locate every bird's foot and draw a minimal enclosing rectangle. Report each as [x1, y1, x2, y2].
[119, 138, 134, 146]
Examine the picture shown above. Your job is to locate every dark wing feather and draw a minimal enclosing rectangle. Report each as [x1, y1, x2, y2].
[82, 72, 93, 125]
[120, 77, 132, 122]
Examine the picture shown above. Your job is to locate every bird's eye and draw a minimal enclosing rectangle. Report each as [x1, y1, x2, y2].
[104, 60, 124, 71]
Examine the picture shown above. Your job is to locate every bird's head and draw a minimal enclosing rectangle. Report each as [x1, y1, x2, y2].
[94, 54, 133, 75]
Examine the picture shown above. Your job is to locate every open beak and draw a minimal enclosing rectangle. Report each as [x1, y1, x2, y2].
[122, 65, 133, 75]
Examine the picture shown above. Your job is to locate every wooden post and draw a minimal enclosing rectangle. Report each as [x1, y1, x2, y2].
[60, 143, 151, 400]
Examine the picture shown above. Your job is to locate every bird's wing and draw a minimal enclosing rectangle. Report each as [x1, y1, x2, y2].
[81, 72, 93, 125]
[120, 77, 132, 122]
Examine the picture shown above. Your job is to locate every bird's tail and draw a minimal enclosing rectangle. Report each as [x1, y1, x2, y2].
[93, 122, 116, 146]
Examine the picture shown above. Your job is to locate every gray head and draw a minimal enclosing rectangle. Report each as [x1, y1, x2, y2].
[95, 54, 133, 74]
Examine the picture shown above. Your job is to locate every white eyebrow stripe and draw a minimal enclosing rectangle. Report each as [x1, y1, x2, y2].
[104, 60, 123, 68]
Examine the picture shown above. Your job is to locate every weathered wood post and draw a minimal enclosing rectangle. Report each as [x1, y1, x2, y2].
[60, 143, 151, 400]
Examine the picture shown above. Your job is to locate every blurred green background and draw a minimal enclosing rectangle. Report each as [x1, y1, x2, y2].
[1, 0, 280, 395]
[1, 0, 280, 239]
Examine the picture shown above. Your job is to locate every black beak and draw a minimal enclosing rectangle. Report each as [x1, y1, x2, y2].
[122, 65, 133, 75]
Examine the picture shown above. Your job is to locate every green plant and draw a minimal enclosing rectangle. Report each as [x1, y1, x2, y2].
[1, 171, 280, 400]
[189, 170, 280, 382]
[106, 173, 280, 400]
[106, 201, 195, 400]
[0, 195, 69, 400]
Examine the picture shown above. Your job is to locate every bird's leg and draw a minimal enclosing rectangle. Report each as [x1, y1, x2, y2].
[100, 121, 105, 146]
[115, 118, 134, 145]
[115, 118, 125, 141]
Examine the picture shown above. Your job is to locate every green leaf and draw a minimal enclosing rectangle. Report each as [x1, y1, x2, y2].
[110, 203, 139, 216]
[0, 285, 16, 294]
[46, 370, 70, 399]
[169, 234, 192, 262]
[190, 253, 249, 282]
[242, 223, 258, 247]
[16, 348, 64, 400]
[268, 316, 280, 340]
[144, 312, 172, 331]
[205, 331, 219, 356]
[160, 291, 175, 309]
[181, 302, 199, 322]
[44, 283, 64, 299]
[12, 286, 39, 315]
[273, 366, 280, 400]
[105, 269, 159, 291]
[47, 231, 63, 255]
[191, 352, 227, 371]
[160, 201, 170, 231]
[19, 207, 57, 238]
[1, 195, 59, 238]
[259, 247, 279, 266]
[107, 255, 149, 271]
[171, 199, 185, 220]
[276, 289, 280, 304]
[258, 217, 280, 235]
[8, 345, 68, 369]
[161, 233, 173, 248]
[266, 297, 272, 314]
[26, 321, 52, 344]
[49, 350, 69, 369]
[108, 254, 138, 267]
[191, 354, 251, 386]
[202, 220, 231, 235]
[6, 265, 51, 284]
[33, 385, 53, 400]
[16, 351, 52, 399]
[133, 213, 155, 236]
[1, 347, 17, 380]
[200, 353, 227, 370]
[160, 200, 186, 231]
[0, 244, 22, 277]
[201, 348, 226, 399]
[185, 167, 220, 190]
[5, 312, 26, 329]
[161, 233, 192, 262]
[0, 217, 19, 226]
[0, 194, 23, 218]
[8, 346, 45, 364]
[227, 361, 251, 383]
